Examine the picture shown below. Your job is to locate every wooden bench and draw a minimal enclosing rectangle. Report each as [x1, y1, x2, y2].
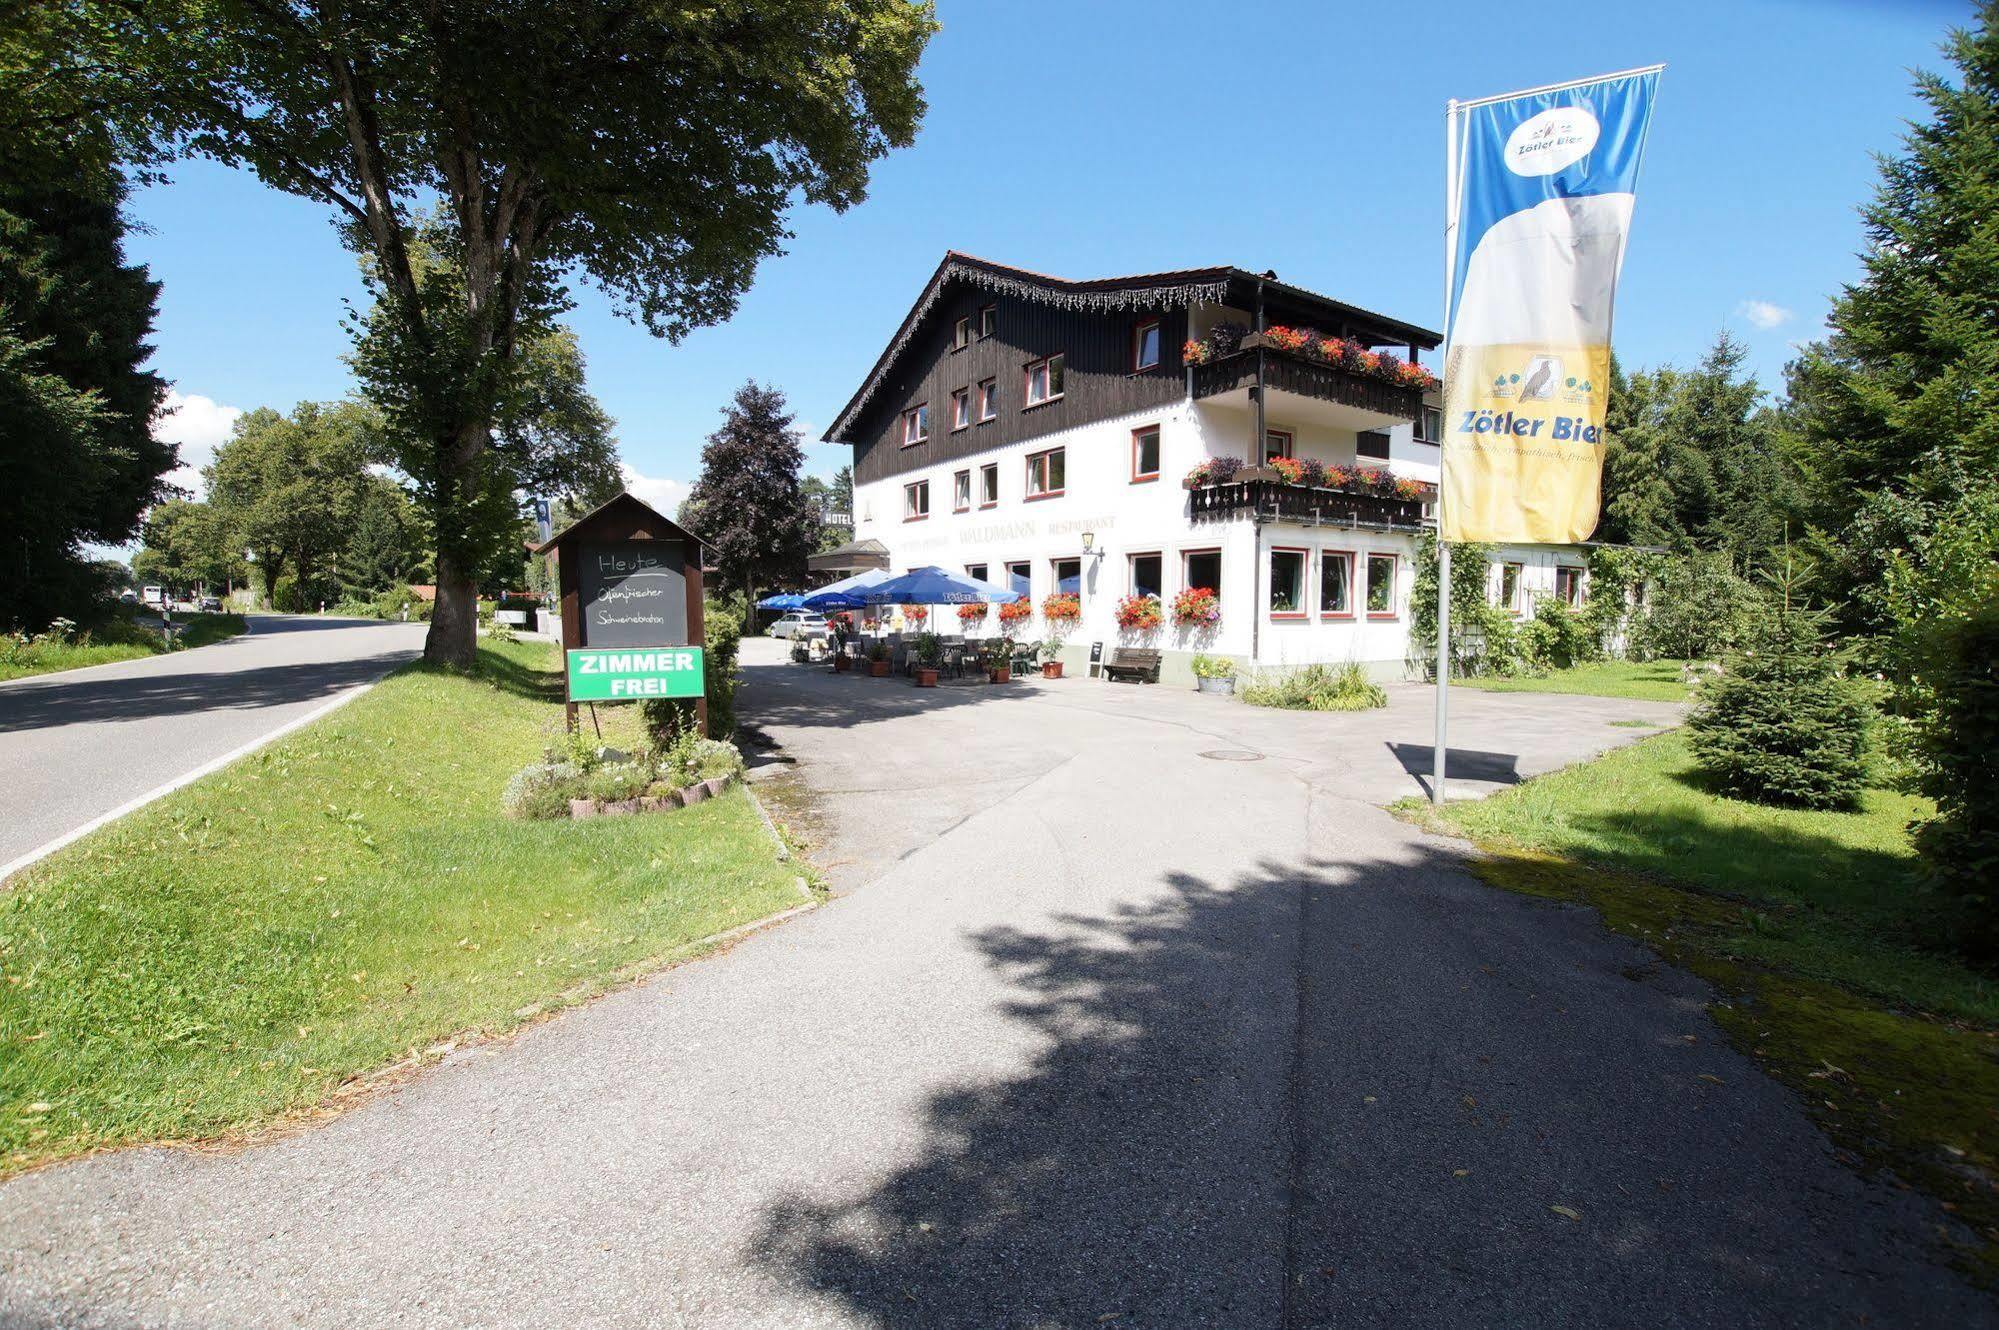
[1102, 648, 1162, 684]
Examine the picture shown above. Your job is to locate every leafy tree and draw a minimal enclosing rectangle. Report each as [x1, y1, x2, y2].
[206, 403, 370, 608]
[1686, 572, 1874, 810]
[682, 382, 819, 610]
[74, 1, 935, 666]
[137, 498, 244, 593]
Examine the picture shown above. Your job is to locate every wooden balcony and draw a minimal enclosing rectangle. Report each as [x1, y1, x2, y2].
[1189, 343, 1422, 424]
[1188, 479, 1428, 530]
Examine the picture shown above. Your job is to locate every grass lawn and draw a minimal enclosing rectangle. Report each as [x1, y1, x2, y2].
[0, 612, 248, 682]
[1402, 731, 1999, 1270]
[0, 637, 802, 1175]
[1452, 657, 1693, 702]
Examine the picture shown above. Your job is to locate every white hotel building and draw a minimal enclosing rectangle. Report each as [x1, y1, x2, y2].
[818, 254, 1596, 683]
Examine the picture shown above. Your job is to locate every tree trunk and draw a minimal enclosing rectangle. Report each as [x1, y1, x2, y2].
[426, 550, 479, 668]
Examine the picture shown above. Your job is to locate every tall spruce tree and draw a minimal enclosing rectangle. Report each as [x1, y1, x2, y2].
[682, 382, 818, 611]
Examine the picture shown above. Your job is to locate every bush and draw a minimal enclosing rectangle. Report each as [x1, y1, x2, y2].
[1631, 552, 1756, 661]
[1912, 590, 1999, 958]
[1189, 652, 1236, 680]
[1517, 599, 1599, 673]
[584, 760, 652, 803]
[1686, 590, 1873, 809]
[640, 597, 744, 741]
[500, 761, 583, 820]
[1241, 662, 1388, 712]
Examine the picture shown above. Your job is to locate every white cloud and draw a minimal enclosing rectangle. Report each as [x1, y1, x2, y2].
[619, 462, 691, 515]
[1736, 299, 1794, 331]
[155, 390, 243, 498]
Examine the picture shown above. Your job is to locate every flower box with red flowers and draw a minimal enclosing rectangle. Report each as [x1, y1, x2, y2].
[998, 598, 1032, 626]
[1040, 593, 1081, 625]
[956, 603, 988, 626]
[1171, 586, 1221, 628]
[1115, 594, 1165, 632]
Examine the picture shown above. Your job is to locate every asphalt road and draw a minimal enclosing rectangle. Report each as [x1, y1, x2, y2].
[0, 614, 426, 874]
[0, 638, 1990, 1327]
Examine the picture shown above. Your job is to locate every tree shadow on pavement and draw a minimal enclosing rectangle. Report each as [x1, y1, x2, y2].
[0, 651, 419, 733]
[751, 852, 1994, 1329]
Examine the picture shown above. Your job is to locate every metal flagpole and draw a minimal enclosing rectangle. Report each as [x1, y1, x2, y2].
[1433, 98, 1462, 804]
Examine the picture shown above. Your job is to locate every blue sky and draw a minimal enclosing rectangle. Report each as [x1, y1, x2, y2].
[129, 0, 1967, 508]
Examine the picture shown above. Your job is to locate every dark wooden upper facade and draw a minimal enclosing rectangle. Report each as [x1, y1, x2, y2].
[829, 254, 1440, 488]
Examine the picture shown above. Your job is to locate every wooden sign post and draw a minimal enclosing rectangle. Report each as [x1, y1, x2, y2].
[531, 492, 708, 736]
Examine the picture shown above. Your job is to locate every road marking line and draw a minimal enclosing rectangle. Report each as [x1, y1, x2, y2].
[0, 678, 382, 885]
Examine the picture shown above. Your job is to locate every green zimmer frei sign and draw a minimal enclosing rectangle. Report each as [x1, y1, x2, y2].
[566, 646, 706, 701]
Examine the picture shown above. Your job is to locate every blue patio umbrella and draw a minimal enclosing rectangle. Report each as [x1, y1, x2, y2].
[801, 567, 893, 611]
[756, 592, 807, 610]
[849, 566, 1024, 606]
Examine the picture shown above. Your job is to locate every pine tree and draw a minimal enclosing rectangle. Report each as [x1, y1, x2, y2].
[341, 480, 416, 595]
[682, 381, 818, 610]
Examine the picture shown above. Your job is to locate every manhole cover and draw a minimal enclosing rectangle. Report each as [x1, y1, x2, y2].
[1198, 749, 1265, 762]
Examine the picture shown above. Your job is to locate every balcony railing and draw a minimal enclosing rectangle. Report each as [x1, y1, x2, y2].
[1189, 479, 1428, 529]
[1189, 345, 1422, 421]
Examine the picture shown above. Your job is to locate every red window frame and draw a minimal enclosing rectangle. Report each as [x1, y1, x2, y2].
[1180, 546, 1223, 608]
[1023, 354, 1065, 408]
[952, 469, 972, 513]
[1365, 552, 1399, 619]
[900, 404, 928, 448]
[1130, 425, 1161, 483]
[1268, 546, 1309, 620]
[1555, 565, 1584, 606]
[1004, 560, 1032, 599]
[977, 378, 998, 422]
[1025, 446, 1065, 501]
[978, 462, 999, 508]
[1318, 548, 1356, 620]
[903, 480, 930, 521]
[1132, 318, 1161, 372]
[1264, 429, 1293, 463]
[1050, 555, 1082, 600]
[1127, 550, 1164, 601]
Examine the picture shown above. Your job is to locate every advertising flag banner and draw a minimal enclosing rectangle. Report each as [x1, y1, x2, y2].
[1442, 67, 1661, 543]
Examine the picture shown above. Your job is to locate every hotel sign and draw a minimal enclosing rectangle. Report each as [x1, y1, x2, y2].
[565, 646, 707, 701]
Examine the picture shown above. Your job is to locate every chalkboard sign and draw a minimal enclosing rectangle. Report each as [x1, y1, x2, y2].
[577, 541, 686, 647]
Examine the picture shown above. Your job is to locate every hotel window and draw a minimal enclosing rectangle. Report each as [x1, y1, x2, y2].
[900, 403, 928, 447]
[1005, 560, 1032, 599]
[952, 316, 971, 351]
[1416, 406, 1443, 445]
[1052, 557, 1081, 595]
[1496, 562, 1522, 612]
[979, 461, 999, 507]
[1131, 425, 1161, 482]
[978, 304, 997, 338]
[1356, 430, 1390, 460]
[949, 388, 970, 431]
[952, 469, 971, 512]
[1264, 429, 1293, 463]
[1319, 551, 1353, 617]
[1132, 318, 1161, 372]
[904, 480, 930, 521]
[965, 562, 990, 584]
[1025, 446, 1065, 499]
[1024, 354, 1064, 407]
[1183, 548, 1222, 607]
[1555, 565, 1584, 606]
[1269, 548, 1307, 617]
[1366, 553, 1398, 617]
[1129, 552, 1163, 601]
[977, 377, 999, 422]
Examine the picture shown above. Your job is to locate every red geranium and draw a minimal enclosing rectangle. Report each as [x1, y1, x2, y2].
[956, 603, 988, 625]
[901, 604, 928, 626]
[998, 598, 1032, 626]
[1171, 586, 1221, 628]
[1115, 594, 1164, 632]
[1041, 592, 1081, 624]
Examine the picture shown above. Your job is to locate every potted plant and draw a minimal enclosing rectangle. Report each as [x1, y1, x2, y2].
[1039, 593, 1080, 677]
[1038, 638, 1066, 679]
[867, 640, 892, 677]
[1190, 653, 1237, 696]
[833, 648, 852, 672]
[1171, 586, 1222, 630]
[1114, 593, 1164, 634]
[981, 636, 1014, 683]
[911, 632, 943, 687]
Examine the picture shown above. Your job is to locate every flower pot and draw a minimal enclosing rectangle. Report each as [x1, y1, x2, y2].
[987, 667, 1010, 684]
[833, 654, 851, 672]
[1196, 675, 1235, 696]
[681, 782, 709, 805]
[1041, 661, 1063, 679]
[868, 660, 890, 677]
[569, 798, 599, 819]
[915, 667, 938, 687]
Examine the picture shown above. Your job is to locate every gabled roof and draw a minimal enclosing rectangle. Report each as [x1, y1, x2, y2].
[530, 490, 703, 556]
[824, 251, 1441, 444]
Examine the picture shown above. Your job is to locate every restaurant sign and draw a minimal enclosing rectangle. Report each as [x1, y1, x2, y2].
[565, 647, 706, 701]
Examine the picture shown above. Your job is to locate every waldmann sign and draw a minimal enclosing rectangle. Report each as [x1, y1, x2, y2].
[565, 647, 706, 701]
